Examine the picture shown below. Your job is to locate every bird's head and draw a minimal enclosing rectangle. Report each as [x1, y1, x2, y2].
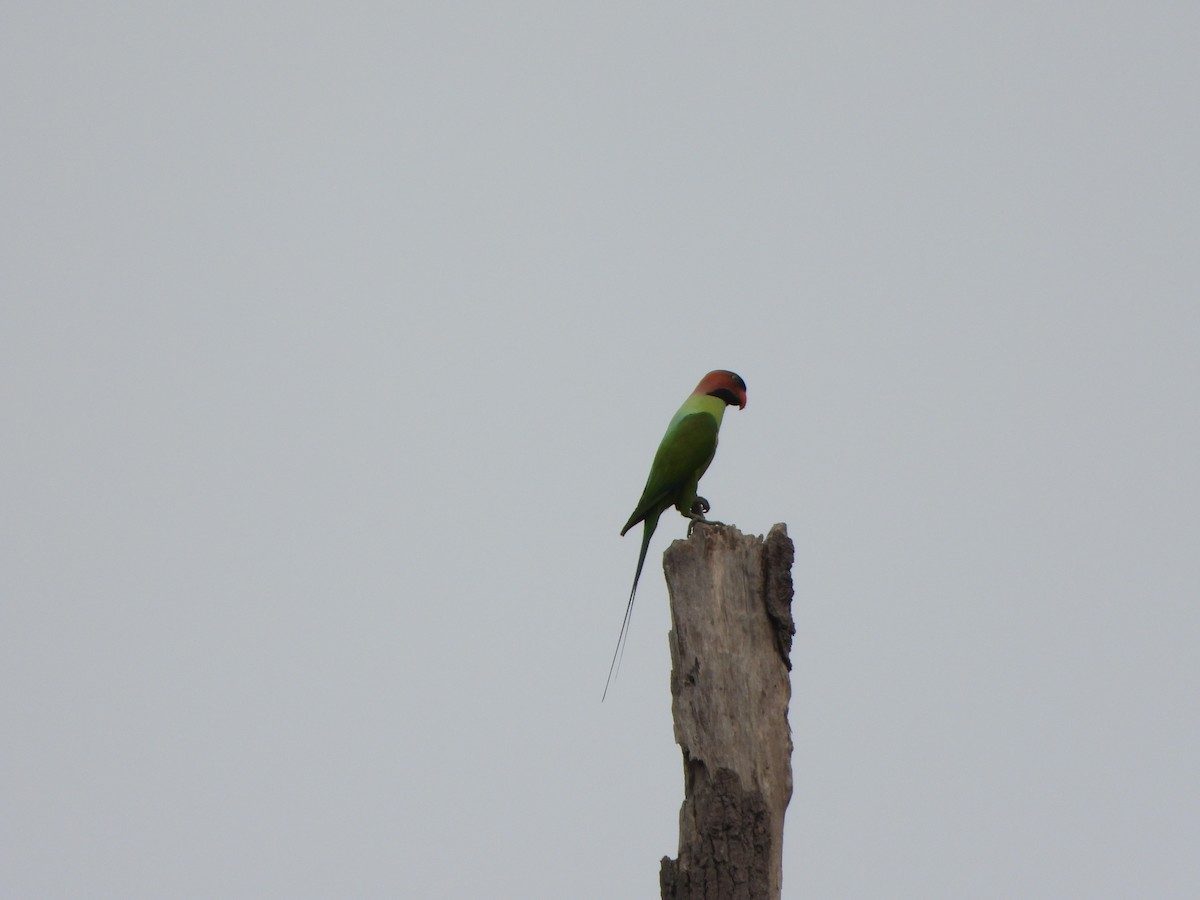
[696, 370, 747, 410]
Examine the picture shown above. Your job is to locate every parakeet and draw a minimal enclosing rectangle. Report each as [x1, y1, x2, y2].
[603, 369, 747, 700]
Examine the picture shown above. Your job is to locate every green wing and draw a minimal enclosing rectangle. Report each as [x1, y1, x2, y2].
[621, 412, 719, 534]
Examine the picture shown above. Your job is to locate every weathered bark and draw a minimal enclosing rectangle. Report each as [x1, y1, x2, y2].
[659, 523, 795, 900]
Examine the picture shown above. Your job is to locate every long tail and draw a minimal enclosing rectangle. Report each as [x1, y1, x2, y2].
[603, 511, 659, 701]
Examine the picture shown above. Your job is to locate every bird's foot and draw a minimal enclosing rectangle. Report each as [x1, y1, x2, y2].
[686, 514, 725, 536]
[685, 497, 710, 535]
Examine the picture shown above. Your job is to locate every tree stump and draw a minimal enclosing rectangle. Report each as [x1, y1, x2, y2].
[659, 523, 795, 900]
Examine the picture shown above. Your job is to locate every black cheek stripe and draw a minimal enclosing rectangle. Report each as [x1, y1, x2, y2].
[708, 388, 740, 406]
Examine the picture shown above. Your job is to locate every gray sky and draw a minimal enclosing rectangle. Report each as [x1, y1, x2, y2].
[3, 3, 1198, 898]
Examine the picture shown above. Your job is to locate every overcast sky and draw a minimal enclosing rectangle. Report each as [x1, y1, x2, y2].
[3, 4, 1198, 898]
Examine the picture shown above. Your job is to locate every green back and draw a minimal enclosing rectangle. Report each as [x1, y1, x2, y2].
[622, 400, 723, 532]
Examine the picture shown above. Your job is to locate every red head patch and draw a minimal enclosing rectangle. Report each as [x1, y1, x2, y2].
[694, 370, 747, 409]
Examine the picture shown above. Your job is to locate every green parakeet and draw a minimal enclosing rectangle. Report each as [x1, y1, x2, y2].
[604, 369, 748, 699]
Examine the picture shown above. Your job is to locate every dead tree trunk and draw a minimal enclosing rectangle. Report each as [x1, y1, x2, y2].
[659, 523, 795, 900]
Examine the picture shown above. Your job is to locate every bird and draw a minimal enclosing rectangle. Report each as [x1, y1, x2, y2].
[603, 369, 747, 700]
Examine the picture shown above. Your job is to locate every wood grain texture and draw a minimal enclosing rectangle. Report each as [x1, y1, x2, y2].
[659, 523, 795, 900]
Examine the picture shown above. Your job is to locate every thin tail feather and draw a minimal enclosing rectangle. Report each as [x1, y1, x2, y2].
[603, 512, 659, 701]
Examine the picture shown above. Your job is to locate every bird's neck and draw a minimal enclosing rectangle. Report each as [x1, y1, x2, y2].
[674, 393, 727, 426]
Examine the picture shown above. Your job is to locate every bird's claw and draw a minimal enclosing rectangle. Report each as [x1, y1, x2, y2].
[685, 497, 714, 536]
